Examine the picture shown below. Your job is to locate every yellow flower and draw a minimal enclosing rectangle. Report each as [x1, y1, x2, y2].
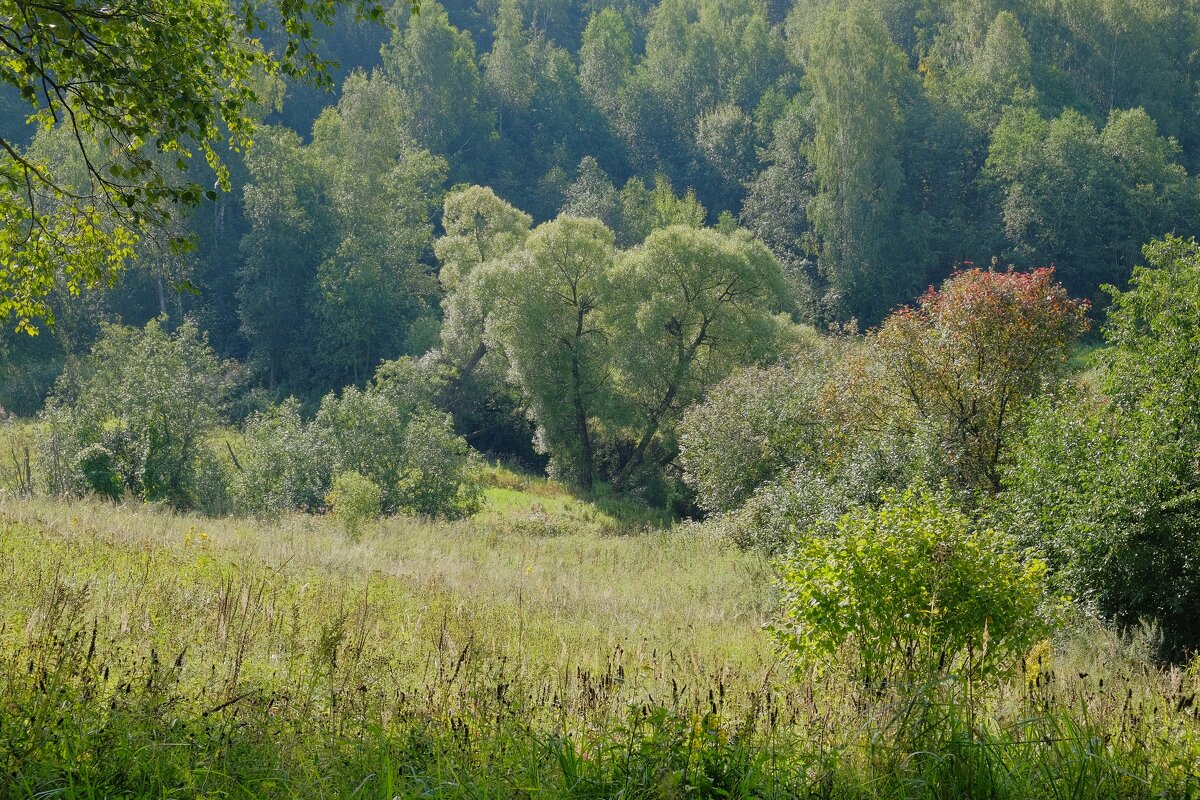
[1025, 638, 1053, 689]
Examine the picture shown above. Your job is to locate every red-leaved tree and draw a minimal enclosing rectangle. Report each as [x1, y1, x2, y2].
[877, 267, 1090, 491]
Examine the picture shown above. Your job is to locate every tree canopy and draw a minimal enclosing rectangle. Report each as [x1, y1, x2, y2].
[0, 0, 387, 330]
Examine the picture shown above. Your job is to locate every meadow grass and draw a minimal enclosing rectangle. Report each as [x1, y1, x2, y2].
[0, 417, 38, 496]
[2, 487, 1200, 798]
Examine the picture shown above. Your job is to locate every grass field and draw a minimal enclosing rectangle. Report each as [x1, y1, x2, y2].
[2, 472, 1200, 798]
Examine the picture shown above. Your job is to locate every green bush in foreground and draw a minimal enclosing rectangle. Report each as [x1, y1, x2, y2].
[772, 486, 1048, 685]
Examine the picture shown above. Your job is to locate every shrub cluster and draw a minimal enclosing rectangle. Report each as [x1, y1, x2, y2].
[39, 319, 231, 513]
[997, 236, 1200, 657]
[41, 323, 482, 522]
[687, 248, 1200, 658]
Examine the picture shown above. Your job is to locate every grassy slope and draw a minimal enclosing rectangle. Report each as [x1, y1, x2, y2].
[2, 472, 1200, 798]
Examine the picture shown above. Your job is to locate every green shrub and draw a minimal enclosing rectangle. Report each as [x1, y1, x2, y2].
[233, 361, 483, 521]
[74, 443, 123, 501]
[326, 470, 383, 537]
[1000, 392, 1200, 658]
[232, 399, 329, 516]
[998, 237, 1200, 658]
[678, 358, 826, 515]
[718, 467, 849, 552]
[771, 486, 1048, 685]
[314, 386, 412, 511]
[38, 400, 82, 498]
[40, 318, 229, 509]
[395, 408, 482, 519]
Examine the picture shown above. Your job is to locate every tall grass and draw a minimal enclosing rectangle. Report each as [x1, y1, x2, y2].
[0, 418, 37, 496]
[2, 497, 1199, 798]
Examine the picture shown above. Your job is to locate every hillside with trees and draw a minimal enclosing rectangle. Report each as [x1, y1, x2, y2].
[6, 0, 1200, 796]
[7, 0, 1200, 407]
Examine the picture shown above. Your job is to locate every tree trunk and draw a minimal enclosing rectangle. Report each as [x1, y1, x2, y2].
[571, 353, 593, 491]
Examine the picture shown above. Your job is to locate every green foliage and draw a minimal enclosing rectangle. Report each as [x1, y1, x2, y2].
[308, 71, 448, 386]
[239, 72, 447, 394]
[232, 357, 479, 520]
[382, 1, 489, 173]
[438, 197, 790, 493]
[678, 354, 825, 514]
[801, 0, 920, 322]
[238, 127, 329, 391]
[232, 399, 328, 516]
[1102, 235, 1200, 410]
[578, 8, 634, 118]
[326, 470, 383, 535]
[190, 445, 232, 517]
[741, 99, 817, 319]
[41, 318, 228, 508]
[696, 103, 758, 189]
[608, 224, 790, 483]
[482, 0, 536, 112]
[0, 0, 386, 331]
[560, 157, 621, 231]
[434, 185, 532, 372]
[73, 443, 123, 502]
[679, 334, 938, 552]
[1001, 236, 1200, 655]
[924, 9, 1037, 133]
[394, 408, 482, 518]
[986, 107, 1197, 299]
[681, 266, 1087, 555]
[772, 486, 1049, 684]
[484, 216, 616, 488]
[314, 385, 414, 511]
[625, 0, 787, 207]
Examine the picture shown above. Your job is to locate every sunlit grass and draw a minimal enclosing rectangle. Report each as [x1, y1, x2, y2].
[0, 495, 774, 677]
[2, 492, 1199, 798]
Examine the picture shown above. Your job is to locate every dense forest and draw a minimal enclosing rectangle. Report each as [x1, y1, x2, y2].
[7, 0, 1200, 412]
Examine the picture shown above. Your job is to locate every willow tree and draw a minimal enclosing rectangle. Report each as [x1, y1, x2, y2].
[485, 217, 616, 488]
[608, 225, 789, 483]
[434, 185, 532, 376]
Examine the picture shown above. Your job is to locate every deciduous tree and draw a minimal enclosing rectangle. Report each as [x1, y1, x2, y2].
[485, 217, 616, 488]
[877, 266, 1088, 491]
[608, 224, 789, 482]
[0, 0, 386, 331]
